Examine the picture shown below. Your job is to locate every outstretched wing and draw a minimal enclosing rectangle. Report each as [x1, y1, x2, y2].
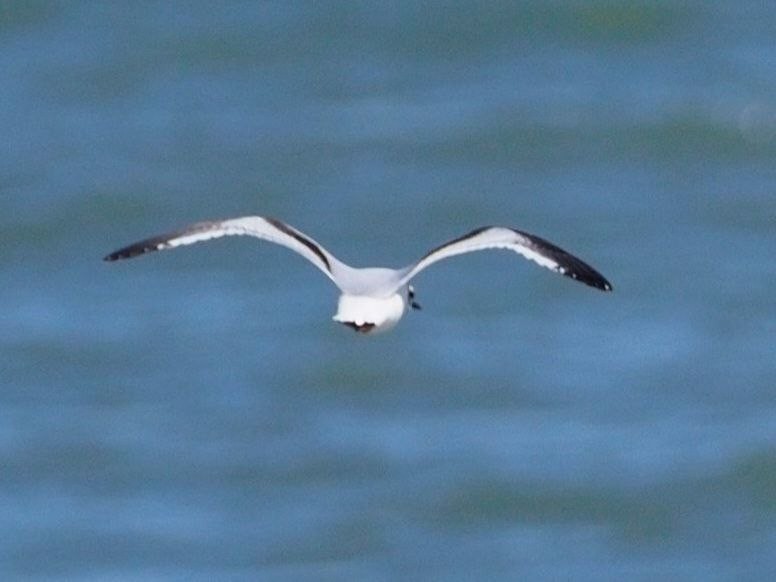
[398, 226, 612, 291]
[104, 216, 344, 286]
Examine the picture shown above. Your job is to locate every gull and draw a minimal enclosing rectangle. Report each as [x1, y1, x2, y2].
[104, 216, 612, 334]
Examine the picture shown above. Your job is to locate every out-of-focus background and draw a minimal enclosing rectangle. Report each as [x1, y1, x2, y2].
[2, 2, 775, 579]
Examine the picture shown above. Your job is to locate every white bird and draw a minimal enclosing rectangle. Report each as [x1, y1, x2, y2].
[104, 216, 612, 334]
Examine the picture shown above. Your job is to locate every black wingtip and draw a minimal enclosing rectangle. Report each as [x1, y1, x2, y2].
[574, 271, 613, 292]
[562, 264, 612, 292]
[103, 251, 134, 262]
[588, 273, 613, 292]
[103, 248, 136, 262]
[103, 242, 158, 262]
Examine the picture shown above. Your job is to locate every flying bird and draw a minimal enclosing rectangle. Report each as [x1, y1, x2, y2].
[104, 216, 612, 334]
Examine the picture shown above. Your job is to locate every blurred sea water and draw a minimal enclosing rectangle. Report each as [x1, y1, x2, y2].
[1, 2, 776, 580]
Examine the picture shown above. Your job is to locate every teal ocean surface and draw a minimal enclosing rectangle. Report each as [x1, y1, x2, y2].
[2, 3, 775, 580]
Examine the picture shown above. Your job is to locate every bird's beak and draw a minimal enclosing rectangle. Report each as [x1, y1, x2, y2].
[411, 301, 421, 310]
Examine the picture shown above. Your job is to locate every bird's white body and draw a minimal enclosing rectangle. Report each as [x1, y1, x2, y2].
[333, 293, 407, 333]
[105, 215, 612, 334]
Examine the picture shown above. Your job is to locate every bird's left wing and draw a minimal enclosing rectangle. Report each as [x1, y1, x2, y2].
[104, 216, 345, 287]
[397, 226, 612, 291]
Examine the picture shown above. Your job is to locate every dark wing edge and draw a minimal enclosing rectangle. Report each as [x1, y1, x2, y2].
[516, 229, 613, 292]
[103, 222, 215, 262]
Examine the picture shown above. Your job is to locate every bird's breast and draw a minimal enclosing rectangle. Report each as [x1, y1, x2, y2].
[332, 293, 405, 334]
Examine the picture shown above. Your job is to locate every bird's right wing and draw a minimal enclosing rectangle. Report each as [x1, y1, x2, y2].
[104, 216, 344, 287]
[398, 226, 612, 291]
